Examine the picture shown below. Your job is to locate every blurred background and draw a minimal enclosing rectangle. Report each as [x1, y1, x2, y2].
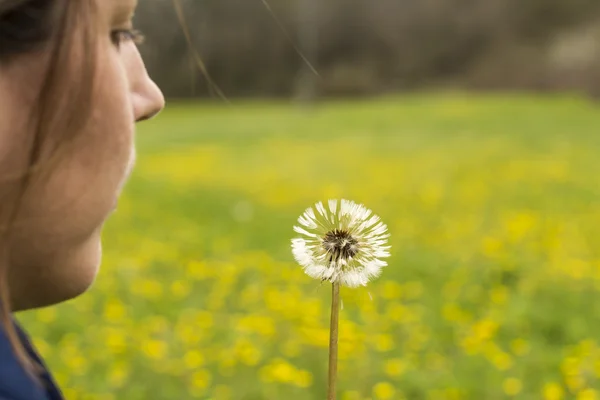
[19, 1, 600, 400]
[134, 0, 600, 100]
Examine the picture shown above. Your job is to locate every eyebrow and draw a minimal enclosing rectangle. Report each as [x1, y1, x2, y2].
[112, 0, 138, 22]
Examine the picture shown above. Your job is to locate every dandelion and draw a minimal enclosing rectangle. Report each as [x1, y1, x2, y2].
[291, 199, 391, 400]
[292, 199, 391, 288]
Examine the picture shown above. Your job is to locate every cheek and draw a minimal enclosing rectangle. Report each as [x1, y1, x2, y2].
[64, 53, 135, 231]
[18, 47, 135, 245]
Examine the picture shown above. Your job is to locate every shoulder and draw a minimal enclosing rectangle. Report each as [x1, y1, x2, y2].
[0, 324, 50, 400]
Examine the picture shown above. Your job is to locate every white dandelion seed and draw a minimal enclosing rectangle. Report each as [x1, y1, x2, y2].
[291, 199, 391, 288]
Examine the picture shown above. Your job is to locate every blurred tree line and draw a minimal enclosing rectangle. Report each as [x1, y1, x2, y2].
[134, 0, 600, 99]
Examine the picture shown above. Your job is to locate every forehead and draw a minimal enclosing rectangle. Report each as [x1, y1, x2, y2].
[102, 0, 138, 21]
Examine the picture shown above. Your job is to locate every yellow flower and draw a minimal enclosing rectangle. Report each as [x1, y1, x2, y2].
[66, 355, 88, 375]
[442, 303, 467, 323]
[562, 357, 580, 377]
[103, 300, 126, 322]
[543, 382, 564, 400]
[490, 286, 508, 305]
[134, 279, 164, 300]
[191, 369, 212, 390]
[473, 318, 499, 341]
[141, 339, 167, 360]
[236, 315, 276, 337]
[294, 370, 313, 388]
[481, 236, 503, 257]
[594, 360, 600, 378]
[176, 324, 201, 346]
[196, 311, 214, 329]
[184, 350, 205, 369]
[460, 336, 482, 355]
[510, 338, 530, 356]
[386, 303, 408, 323]
[37, 307, 57, 323]
[270, 359, 295, 384]
[373, 334, 395, 352]
[578, 389, 599, 400]
[186, 260, 210, 280]
[503, 377, 522, 396]
[504, 211, 537, 242]
[170, 280, 191, 298]
[300, 326, 329, 347]
[105, 329, 127, 354]
[485, 345, 513, 371]
[381, 281, 402, 300]
[384, 358, 407, 377]
[566, 375, 585, 392]
[577, 339, 596, 357]
[373, 382, 395, 400]
[108, 362, 129, 388]
[239, 343, 261, 366]
[342, 391, 362, 400]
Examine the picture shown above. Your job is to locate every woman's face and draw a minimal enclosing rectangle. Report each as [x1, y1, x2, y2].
[0, 0, 164, 310]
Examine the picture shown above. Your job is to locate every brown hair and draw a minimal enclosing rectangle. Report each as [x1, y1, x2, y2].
[0, 0, 98, 376]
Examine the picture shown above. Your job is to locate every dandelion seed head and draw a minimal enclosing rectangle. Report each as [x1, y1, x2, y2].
[323, 229, 359, 261]
[291, 199, 391, 288]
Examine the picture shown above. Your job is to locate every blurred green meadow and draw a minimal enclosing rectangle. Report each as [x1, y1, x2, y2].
[17, 93, 600, 399]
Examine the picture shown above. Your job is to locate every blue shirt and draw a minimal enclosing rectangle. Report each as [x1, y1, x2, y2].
[0, 322, 62, 400]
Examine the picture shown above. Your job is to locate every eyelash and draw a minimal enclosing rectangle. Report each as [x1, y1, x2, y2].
[110, 29, 145, 48]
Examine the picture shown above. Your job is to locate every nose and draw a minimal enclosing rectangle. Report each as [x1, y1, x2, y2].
[133, 77, 164, 122]
[124, 44, 165, 123]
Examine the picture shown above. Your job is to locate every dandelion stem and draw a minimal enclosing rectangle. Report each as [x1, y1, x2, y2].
[327, 281, 340, 400]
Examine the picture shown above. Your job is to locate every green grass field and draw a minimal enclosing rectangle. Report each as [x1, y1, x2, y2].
[17, 93, 600, 399]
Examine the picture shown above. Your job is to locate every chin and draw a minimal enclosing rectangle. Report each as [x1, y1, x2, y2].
[55, 233, 103, 303]
[10, 232, 103, 312]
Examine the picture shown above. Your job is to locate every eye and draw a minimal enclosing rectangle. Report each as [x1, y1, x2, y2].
[110, 28, 145, 48]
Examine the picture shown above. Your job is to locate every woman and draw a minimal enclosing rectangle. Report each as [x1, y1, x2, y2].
[0, 0, 164, 398]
